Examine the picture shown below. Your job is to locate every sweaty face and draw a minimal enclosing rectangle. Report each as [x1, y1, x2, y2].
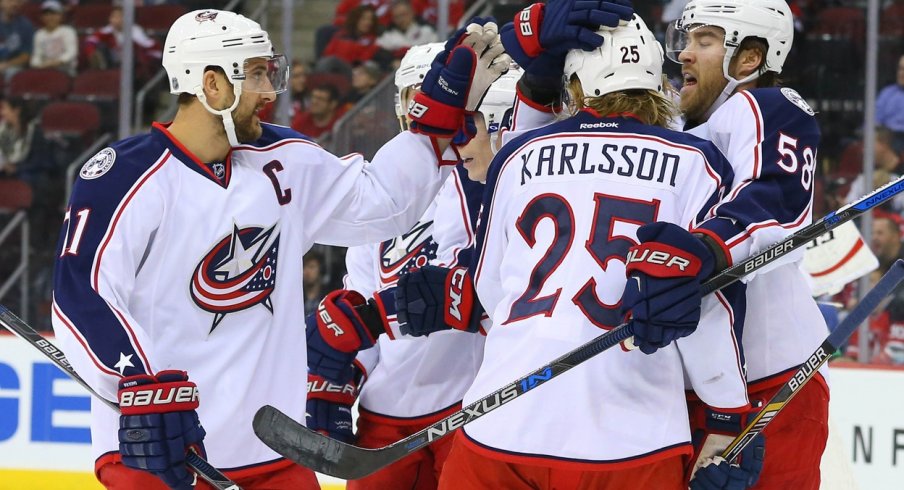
[459, 114, 495, 182]
[676, 26, 728, 123]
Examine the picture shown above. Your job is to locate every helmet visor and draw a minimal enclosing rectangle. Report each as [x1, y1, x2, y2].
[664, 21, 725, 64]
[241, 55, 289, 94]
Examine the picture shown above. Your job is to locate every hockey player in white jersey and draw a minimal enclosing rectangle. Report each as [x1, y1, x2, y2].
[651, 1, 829, 488]
[432, 16, 753, 490]
[303, 42, 519, 490]
[50, 9, 509, 490]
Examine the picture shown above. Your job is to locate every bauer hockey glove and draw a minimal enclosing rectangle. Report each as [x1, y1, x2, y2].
[396, 265, 484, 336]
[408, 22, 510, 136]
[619, 222, 715, 355]
[306, 369, 362, 444]
[118, 370, 206, 490]
[501, 0, 633, 106]
[306, 290, 387, 384]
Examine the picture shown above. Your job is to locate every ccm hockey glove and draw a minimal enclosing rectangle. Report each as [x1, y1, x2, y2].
[117, 370, 206, 490]
[690, 406, 766, 490]
[396, 265, 484, 336]
[620, 222, 715, 355]
[408, 21, 510, 136]
[306, 290, 387, 383]
[690, 436, 766, 490]
[306, 369, 363, 444]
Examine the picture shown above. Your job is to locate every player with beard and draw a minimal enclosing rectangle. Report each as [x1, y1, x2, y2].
[650, 0, 828, 488]
[50, 9, 509, 490]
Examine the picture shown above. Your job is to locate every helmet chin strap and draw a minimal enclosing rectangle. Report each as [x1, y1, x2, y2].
[196, 82, 244, 147]
[702, 50, 760, 121]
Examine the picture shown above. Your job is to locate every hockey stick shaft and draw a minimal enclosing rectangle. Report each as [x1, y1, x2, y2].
[254, 174, 904, 479]
[720, 259, 904, 462]
[0, 305, 242, 490]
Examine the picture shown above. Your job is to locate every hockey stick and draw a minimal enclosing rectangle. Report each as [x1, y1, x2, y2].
[253, 175, 904, 480]
[0, 305, 242, 490]
[718, 259, 904, 463]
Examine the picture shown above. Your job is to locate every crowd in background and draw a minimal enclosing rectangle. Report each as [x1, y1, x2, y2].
[1, 0, 904, 367]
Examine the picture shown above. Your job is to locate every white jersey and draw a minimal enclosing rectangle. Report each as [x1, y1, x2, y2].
[688, 88, 829, 385]
[51, 123, 455, 470]
[464, 111, 747, 466]
[345, 166, 485, 418]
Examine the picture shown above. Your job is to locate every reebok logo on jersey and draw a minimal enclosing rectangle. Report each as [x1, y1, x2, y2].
[579, 122, 619, 129]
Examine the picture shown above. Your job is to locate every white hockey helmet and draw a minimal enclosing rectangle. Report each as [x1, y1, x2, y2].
[564, 15, 664, 99]
[665, 0, 793, 75]
[475, 64, 522, 152]
[163, 10, 289, 145]
[394, 42, 445, 130]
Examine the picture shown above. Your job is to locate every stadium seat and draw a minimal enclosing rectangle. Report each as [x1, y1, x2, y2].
[7, 69, 71, 101]
[810, 7, 865, 46]
[0, 179, 33, 212]
[20, 2, 43, 27]
[137, 5, 187, 37]
[70, 69, 120, 102]
[73, 4, 113, 34]
[41, 102, 101, 141]
[308, 73, 352, 101]
[881, 3, 904, 37]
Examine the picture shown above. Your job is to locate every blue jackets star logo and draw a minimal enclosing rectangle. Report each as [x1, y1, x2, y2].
[190, 223, 280, 332]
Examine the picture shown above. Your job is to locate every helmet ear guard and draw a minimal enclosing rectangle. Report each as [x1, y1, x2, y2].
[394, 42, 445, 131]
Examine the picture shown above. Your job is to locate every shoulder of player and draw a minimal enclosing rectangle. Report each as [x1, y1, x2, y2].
[76, 132, 168, 187]
[238, 123, 317, 150]
[725, 87, 816, 123]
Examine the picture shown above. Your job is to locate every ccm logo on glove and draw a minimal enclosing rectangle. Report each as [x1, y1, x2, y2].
[626, 243, 701, 277]
[447, 268, 468, 322]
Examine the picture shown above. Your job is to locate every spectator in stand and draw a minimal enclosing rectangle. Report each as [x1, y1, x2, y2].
[411, 0, 467, 30]
[323, 5, 394, 70]
[845, 215, 904, 364]
[0, 0, 34, 81]
[303, 250, 327, 316]
[377, 0, 437, 59]
[876, 54, 904, 152]
[344, 60, 382, 106]
[83, 5, 161, 81]
[258, 60, 310, 123]
[30, 0, 77, 75]
[0, 97, 52, 186]
[844, 127, 904, 214]
[335, 0, 394, 27]
[292, 84, 344, 141]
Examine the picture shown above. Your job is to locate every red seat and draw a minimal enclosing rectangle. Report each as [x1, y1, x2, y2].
[136, 5, 187, 37]
[20, 2, 43, 27]
[881, 3, 904, 36]
[41, 102, 101, 140]
[70, 69, 120, 102]
[307, 73, 352, 100]
[7, 69, 71, 100]
[72, 4, 113, 34]
[0, 179, 33, 211]
[810, 7, 865, 46]
[836, 140, 863, 179]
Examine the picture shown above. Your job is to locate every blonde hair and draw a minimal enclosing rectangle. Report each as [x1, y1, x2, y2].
[566, 75, 677, 128]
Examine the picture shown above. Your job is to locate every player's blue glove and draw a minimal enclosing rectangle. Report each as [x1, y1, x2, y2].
[396, 265, 483, 336]
[306, 290, 387, 384]
[117, 370, 206, 490]
[619, 222, 714, 355]
[306, 371, 361, 444]
[409, 21, 510, 136]
[500, 1, 633, 67]
[690, 434, 766, 490]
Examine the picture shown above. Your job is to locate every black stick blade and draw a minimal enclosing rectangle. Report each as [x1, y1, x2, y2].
[253, 405, 391, 480]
